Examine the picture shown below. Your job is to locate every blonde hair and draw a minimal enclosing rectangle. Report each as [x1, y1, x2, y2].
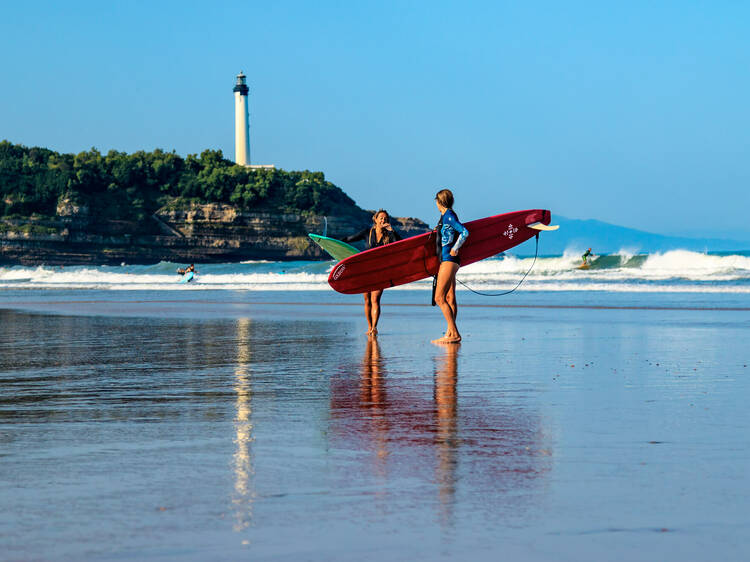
[435, 189, 454, 209]
[372, 209, 390, 221]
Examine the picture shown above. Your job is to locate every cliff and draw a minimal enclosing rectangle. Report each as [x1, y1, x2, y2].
[0, 142, 431, 265]
[0, 203, 430, 265]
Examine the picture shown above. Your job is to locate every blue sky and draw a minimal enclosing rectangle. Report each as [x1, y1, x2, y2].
[2, 1, 748, 238]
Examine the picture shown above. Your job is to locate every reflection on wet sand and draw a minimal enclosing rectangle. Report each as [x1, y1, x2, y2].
[360, 336, 389, 479]
[232, 318, 254, 531]
[433, 342, 459, 526]
[329, 338, 551, 521]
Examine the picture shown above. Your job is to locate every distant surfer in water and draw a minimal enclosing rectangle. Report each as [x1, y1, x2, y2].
[343, 210, 402, 335]
[582, 248, 592, 265]
[177, 263, 196, 276]
[432, 189, 469, 344]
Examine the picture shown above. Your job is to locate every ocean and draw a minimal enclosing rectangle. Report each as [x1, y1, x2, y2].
[2, 249, 750, 294]
[1, 249, 749, 560]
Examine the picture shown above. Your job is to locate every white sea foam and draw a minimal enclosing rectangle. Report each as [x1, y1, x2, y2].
[461, 250, 750, 282]
[452, 281, 750, 294]
[0, 265, 332, 291]
[1, 250, 748, 292]
[640, 250, 750, 276]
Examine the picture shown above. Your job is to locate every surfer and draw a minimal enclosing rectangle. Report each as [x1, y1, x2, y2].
[432, 189, 469, 344]
[342, 209, 402, 335]
[582, 248, 592, 265]
[177, 264, 196, 276]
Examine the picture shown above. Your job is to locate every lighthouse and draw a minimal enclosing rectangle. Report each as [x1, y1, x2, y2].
[233, 72, 250, 166]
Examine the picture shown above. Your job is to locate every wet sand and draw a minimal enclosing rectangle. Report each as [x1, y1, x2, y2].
[1, 293, 748, 560]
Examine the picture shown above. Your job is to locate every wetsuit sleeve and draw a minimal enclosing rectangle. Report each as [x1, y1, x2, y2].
[445, 212, 469, 253]
[341, 227, 370, 243]
[390, 229, 402, 242]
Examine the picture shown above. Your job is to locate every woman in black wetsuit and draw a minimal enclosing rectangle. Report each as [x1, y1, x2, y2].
[342, 209, 402, 336]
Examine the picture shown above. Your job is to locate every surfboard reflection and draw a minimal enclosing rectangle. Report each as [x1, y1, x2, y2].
[232, 318, 254, 531]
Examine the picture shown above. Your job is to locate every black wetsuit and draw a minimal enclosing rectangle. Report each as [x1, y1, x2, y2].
[343, 227, 402, 249]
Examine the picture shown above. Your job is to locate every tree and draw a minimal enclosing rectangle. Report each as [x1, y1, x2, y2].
[0, 141, 366, 222]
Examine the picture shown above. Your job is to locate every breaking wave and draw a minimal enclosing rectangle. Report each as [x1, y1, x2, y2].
[1, 250, 749, 293]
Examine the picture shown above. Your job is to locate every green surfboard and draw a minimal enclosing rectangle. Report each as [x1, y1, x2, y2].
[308, 234, 359, 261]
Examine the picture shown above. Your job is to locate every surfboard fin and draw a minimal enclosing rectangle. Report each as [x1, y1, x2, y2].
[527, 222, 559, 231]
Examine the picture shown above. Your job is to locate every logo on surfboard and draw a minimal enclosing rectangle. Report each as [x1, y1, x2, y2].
[503, 224, 519, 239]
[332, 264, 346, 280]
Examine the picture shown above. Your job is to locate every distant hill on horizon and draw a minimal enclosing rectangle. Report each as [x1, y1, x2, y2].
[509, 215, 750, 256]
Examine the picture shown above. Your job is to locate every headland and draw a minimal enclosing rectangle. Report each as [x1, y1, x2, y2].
[0, 141, 429, 265]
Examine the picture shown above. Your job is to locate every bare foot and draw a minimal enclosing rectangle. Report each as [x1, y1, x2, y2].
[371, 327, 378, 336]
[431, 336, 461, 344]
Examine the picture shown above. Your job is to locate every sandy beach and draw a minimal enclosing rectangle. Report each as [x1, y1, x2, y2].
[1, 290, 748, 560]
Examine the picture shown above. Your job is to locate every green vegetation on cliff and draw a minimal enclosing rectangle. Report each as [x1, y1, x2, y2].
[0, 141, 360, 223]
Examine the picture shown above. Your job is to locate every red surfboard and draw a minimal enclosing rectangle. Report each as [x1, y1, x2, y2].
[329, 209, 553, 294]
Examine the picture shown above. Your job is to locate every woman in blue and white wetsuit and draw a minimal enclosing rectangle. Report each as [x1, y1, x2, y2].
[433, 189, 469, 344]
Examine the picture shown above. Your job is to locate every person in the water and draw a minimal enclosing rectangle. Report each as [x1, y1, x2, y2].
[582, 248, 592, 265]
[432, 189, 469, 344]
[343, 209, 402, 335]
[177, 263, 196, 275]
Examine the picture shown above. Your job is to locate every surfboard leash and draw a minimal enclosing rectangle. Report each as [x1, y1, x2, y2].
[455, 233, 540, 297]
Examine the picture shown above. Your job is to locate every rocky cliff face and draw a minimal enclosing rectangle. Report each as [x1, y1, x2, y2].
[0, 203, 430, 265]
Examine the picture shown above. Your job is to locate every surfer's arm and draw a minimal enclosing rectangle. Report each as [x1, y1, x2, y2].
[341, 228, 369, 243]
[446, 214, 469, 254]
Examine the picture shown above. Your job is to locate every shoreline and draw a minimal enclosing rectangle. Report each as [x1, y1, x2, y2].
[2, 298, 750, 312]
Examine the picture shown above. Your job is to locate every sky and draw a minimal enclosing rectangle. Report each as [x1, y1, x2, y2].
[2, 1, 749, 238]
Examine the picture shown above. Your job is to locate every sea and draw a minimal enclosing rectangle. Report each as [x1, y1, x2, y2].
[2, 248, 749, 560]
[1, 249, 749, 296]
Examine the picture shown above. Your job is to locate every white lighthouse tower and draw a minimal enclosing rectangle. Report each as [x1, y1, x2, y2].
[233, 72, 250, 166]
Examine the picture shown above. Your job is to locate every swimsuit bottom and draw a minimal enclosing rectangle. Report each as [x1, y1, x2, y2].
[441, 252, 461, 265]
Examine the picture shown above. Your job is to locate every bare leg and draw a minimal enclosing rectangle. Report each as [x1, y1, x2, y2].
[370, 289, 383, 335]
[445, 274, 457, 321]
[364, 293, 374, 334]
[432, 261, 461, 343]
